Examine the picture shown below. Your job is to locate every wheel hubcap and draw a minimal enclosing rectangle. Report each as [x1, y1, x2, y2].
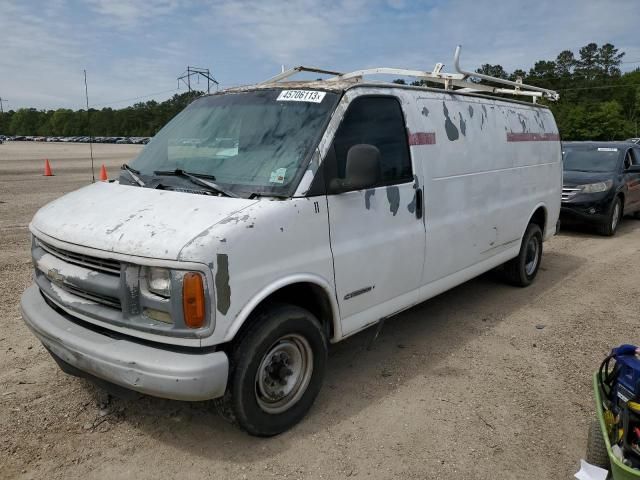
[524, 236, 540, 276]
[612, 202, 620, 230]
[255, 334, 313, 414]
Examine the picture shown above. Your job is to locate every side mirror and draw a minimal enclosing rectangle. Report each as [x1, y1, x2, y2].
[626, 165, 640, 173]
[329, 144, 381, 193]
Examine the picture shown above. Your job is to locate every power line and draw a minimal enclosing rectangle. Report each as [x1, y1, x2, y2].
[90, 88, 180, 108]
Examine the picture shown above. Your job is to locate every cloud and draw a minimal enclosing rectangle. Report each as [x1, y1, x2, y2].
[2, 0, 639, 110]
[87, 0, 184, 28]
[203, 0, 371, 65]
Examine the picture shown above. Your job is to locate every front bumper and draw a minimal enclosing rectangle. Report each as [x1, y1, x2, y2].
[20, 284, 228, 401]
[560, 203, 609, 225]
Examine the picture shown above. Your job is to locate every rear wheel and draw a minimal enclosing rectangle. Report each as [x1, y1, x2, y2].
[598, 197, 622, 236]
[215, 304, 327, 436]
[503, 223, 543, 287]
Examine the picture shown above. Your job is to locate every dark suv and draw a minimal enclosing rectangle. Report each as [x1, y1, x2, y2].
[561, 142, 640, 236]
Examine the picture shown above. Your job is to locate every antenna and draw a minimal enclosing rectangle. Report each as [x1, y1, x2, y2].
[84, 70, 95, 183]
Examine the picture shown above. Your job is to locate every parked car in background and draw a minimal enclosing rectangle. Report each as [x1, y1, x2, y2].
[626, 138, 640, 144]
[561, 142, 640, 235]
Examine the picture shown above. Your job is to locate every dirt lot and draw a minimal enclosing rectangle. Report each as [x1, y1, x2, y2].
[1, 142, 639, 479]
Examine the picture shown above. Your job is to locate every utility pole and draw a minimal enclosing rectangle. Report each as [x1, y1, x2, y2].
[84, 70, 95, 183]
[0, 97, 7, 114]
[177, 66, 219, 94]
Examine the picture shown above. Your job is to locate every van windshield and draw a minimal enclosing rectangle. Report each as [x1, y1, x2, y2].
[129, 89, 339, 197]
[562, 146, 620, 173]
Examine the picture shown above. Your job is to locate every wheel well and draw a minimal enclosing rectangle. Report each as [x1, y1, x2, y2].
[231, 283, 335, 346]
[529, 207, 547, 236]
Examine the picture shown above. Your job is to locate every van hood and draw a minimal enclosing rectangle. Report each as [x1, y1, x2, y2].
[30, 182, 257, 260]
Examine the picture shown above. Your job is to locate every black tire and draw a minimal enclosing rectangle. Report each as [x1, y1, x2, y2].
[503, 223, 543, 287]
[598, 197, 622, 236]
[215, 304, 327, 436]
[633, 210, 640, 220]
[586, 417, 610, 470]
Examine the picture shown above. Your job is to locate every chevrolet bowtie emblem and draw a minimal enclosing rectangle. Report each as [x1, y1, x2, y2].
[47, 268, 65, 285]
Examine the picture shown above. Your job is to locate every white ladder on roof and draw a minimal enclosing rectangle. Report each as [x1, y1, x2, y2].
[260, 46, 559, 103]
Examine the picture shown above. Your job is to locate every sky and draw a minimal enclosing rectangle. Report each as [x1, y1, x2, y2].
[1, 0, 639, 111]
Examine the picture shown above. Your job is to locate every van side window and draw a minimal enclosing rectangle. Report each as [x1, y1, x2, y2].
[631, 148, 640, 166]
[328, 96, 412, 188]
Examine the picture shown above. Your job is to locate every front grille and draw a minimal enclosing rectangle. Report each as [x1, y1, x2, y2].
[58, 282, 121, 309]
[38, 239, 121, 275]
[562, 185, 581, 201]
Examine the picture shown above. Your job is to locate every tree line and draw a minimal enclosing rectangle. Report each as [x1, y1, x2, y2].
[0, 91, 202, 138]
[1, 43, 639, 141]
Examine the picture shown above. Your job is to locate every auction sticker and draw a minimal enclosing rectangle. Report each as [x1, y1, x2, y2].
[269, 167, 287, 184]
[277, 90, 326, 103]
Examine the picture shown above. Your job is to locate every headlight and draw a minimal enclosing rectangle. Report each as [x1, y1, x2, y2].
[146, 267, 171, 297]
[581, 180, 613, 194]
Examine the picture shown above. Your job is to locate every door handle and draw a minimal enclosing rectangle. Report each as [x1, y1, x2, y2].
[415, 188, 423, 220]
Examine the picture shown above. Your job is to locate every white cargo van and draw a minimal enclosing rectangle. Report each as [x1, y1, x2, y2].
[21, 48, 561, 436]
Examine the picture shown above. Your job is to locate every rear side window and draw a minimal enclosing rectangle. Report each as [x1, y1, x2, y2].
[329, 96, 412, 186]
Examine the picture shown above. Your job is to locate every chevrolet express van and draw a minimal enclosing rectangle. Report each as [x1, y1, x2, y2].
[21, 56, 561, 436]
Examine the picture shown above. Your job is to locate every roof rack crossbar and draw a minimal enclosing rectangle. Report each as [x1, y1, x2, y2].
[260, 66, 344, 85]
[259, 46, 559, 102]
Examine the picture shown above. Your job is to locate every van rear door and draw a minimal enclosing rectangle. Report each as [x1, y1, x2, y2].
[324, 94, 425, 336]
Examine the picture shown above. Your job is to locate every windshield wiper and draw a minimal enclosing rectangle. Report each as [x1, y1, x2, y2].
[153, 169, 239, 198]
[121, 163, 145, 186]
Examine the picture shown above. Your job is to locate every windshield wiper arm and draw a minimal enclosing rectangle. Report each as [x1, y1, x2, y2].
[121, 163, 145, 186]
[153, 169, 240, 198]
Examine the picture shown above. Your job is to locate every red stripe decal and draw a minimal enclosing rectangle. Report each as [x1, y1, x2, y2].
[408, 132, 436, 145]
[506, 132, 560, 142]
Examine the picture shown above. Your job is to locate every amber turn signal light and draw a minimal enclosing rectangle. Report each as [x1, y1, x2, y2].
[182, 272, 205, 328]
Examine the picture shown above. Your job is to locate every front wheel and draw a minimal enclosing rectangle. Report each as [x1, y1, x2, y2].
[598, 197, 622, 236]
[502, 223, 543, 287]
[215, 304, 327, 436]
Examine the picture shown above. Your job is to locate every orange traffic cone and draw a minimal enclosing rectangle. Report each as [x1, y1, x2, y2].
[43, 159, 53, 176]
[99, 164, 108, 181]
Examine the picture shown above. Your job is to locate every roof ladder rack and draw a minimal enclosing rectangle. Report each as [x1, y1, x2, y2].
[260, 46, 559, 102]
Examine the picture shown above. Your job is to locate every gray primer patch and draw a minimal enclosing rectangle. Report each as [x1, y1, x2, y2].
[407, 174, 419, 213]
[365, 189, 376, 209]
[407, 193, 416, 213]
[386, 186, 400, 216]
[459, 113, 466, 136]
[443, 102, 459, 141]
[517, 113, 527, 133]
[215, 254, 231, 315]
[421, 106, 429, 117]
[468, 105, 474, 118]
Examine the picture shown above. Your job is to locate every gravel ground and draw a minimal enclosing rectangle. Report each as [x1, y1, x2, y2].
[1, 142, 639, 479]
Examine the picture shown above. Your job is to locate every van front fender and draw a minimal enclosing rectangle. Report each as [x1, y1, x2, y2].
[223, 273, 342, 344]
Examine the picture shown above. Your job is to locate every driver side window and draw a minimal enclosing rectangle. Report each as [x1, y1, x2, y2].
[325, 96, 412, 191]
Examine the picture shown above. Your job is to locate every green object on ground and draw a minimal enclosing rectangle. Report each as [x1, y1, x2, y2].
[592, 372, 640, 480]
